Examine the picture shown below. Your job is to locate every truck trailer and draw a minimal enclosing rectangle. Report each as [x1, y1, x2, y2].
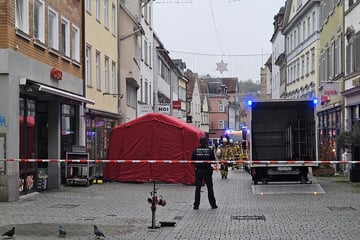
[245, 99, 318, 184]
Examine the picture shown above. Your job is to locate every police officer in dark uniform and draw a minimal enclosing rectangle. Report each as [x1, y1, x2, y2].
[191, 137, 218, 210]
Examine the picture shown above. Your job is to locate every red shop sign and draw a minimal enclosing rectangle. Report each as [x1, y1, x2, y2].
[51, 67, 63, 80]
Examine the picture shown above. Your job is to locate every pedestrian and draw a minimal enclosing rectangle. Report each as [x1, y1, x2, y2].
[191, 137, 218, 210]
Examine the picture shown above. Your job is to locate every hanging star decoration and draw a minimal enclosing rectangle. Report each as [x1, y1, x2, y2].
[215, 60, 228, 74]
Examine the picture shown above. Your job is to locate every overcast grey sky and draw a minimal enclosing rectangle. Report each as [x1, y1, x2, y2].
[153, 0, 286, 82]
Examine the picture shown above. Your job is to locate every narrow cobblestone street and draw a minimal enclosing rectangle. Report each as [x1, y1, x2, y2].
[1, 169, 360, 240]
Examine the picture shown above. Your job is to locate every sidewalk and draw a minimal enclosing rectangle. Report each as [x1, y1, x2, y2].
[1, 169, 360, 239]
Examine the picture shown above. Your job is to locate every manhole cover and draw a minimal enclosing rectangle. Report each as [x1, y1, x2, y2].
[328, 206, 357, 211]
[50, 204, 79, 209]
[230, 215, 266, 221]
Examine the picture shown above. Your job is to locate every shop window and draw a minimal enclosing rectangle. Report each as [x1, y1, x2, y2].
[61, 104, 76, 158]
[19, 97, 36, 195]
[86, 118, 114, 160]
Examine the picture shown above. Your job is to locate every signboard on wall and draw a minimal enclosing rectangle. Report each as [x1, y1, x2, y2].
[138, 104, 153, 117]
[158, 104, 170, 114]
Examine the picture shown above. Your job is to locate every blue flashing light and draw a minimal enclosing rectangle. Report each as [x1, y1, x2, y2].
[312, 98, 318, 105]
[247, 100, 253, 107]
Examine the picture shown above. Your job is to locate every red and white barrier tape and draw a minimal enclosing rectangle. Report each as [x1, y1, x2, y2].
[0, 159, 359, 164]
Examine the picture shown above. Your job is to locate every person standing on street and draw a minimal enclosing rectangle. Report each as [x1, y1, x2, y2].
[191, 137, 218, 210]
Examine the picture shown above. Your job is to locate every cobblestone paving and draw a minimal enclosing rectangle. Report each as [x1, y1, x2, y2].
[1, 169, 360, 240]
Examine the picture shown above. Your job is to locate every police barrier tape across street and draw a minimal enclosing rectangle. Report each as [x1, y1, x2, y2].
[1, 159, 360, 164]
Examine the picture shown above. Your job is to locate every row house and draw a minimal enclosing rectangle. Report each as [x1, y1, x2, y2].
[282, 0, 319, 100]
[268, 0, 360, 167]
[185, 70, 202, 129]
[317, 0, 344, 166]
[0, 0, 207, 202]
[198, 76, 240, 144]
[84, 0, 120, 161]
[343, 0, 360, 163]
[0, 0, 90, 201]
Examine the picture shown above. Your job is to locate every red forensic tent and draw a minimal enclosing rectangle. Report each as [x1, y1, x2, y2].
[103, 113, 205, 185]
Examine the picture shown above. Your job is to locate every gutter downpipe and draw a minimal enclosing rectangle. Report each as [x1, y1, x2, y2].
[117, 0, 122, 123]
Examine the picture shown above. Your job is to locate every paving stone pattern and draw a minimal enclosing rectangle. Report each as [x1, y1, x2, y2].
[0, 169, 360, 240]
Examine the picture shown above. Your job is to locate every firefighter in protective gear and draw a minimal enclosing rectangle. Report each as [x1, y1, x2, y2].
[229, 139, 241, 169]
[219, 138, 233, 179]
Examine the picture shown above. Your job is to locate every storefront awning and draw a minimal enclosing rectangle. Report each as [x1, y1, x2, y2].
[38, 85, 95, 105]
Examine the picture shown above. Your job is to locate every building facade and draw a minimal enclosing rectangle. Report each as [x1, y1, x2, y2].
[317, 0, 344, 165]
[84, 0, 120, 161]
[343, 0, 360, 162]
[282, 0, 319, 100]
[0, 0, 89, 201]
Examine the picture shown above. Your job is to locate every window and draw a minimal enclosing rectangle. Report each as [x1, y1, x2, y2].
[86, 45, 92, 87]
[96, 0, 100, 21]
[302, 20, 306, 40]
[104, 0, 109, 28]
[71, 25, 80, 62]
[61, 17, 70, 57]
[86, 0, 91, 13]
[218, 120, 224, 129]
[15, 0, 29, 34]
[301, 55, 305, 77]
[335, 35, 342, 76]
[218, 101, 224, 112]
[145, 80, 149, 104]
[112, 61, 116, 94]
[311, 48, 315, 72]
[48, 8, 58, 50]
[149, 43, 152, 68]
[126, 84, 137, 108]
[140, 78, 143, 102]
[111, 4, 116, 35]
[96, 51, 101, 90]
[306, 52, 310, 75]
[144, 38, 148, 65]
[312, 11, 316, 33]
[307, 16, 311, 37]
[33, 0, 44, 42]
[104, 56, 109, 93]
[330, 41, 335, 79]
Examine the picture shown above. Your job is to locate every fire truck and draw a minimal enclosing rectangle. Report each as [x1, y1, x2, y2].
[245, 99, 318, 184]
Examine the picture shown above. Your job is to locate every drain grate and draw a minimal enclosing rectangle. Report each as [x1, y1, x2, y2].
[173, 216, 183, 220]
[328, 206, 357, 211]
[230, 215, 266, 221]
[50, 204, 79, 209]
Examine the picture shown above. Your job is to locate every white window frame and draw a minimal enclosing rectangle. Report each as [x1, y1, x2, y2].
[218, 101, 224, 112]
[48, 7, 58, 50]
[15, 0, 29, 34]
[33, 0, 45, 42]
[96, 0, 100, 21]
[145, 80, 149, 104]
[104, 0, 109, 28]
[112, 61, 116, 94]
[86, 0, 91, 13]
[86, 44, 92, 87]
[149, 43, 152, 68]
[111, 3, 116, 35]
[105, 56, 110, 93]
[96, 51, 101, 90]
[71, 24, 80, 62]
[61, 17, 70, 57]
[218, 120, 225, 129]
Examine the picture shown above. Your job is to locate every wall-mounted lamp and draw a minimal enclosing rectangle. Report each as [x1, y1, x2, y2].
[103, 93, 124, 99]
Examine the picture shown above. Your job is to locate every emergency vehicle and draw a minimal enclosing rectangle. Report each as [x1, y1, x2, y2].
[245, 99, 318, 184]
